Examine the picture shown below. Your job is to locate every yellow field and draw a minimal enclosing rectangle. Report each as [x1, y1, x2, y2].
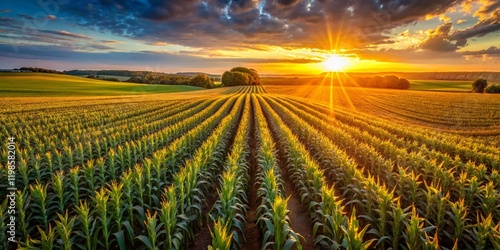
[265, 85, 500, 135]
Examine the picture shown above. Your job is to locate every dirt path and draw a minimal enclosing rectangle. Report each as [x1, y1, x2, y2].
[191, 192, 218, 249]
[242, 96, 261, 250]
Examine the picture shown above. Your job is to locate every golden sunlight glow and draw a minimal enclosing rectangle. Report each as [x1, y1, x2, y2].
[323, 55, 348, 72]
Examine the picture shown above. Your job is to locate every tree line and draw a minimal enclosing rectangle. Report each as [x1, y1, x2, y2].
[472, 79, 500, 93]
[353, 75, 410, 89]
[126, 72, 218, 88]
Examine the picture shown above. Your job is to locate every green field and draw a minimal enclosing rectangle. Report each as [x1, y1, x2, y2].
[409, 79, 473, 91]
[0, 73, 203, 96]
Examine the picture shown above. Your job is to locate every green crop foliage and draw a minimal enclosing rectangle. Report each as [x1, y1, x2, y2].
[2, 85, 499, 250]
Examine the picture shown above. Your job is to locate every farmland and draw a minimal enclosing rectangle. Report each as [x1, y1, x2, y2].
[408, 80, 472, 92]
[0, 73, 203, 97]
[265, 85, 500, 136]
[1, 84, 500, 250]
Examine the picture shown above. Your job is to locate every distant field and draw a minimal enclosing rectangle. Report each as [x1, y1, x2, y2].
[262, 77, 478, 92]
[0, 73, 203, 96]
[264, 84, 500, 135]
[409, 79, 472, 91]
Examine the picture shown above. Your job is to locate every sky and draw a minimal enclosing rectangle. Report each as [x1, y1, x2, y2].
[0, 0, 499, 74]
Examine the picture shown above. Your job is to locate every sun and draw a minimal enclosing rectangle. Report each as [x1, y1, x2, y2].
[323, 55, 348, 72]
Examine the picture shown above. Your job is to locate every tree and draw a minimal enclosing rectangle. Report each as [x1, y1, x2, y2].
[398, 78, 410, 89]
[484, 84, 500, 94]
[190, 74, 214, 88]
[222, 71, 250, 86]
[472, 78, 488, 93]
[229, 67, 260, 85]
[222, 67, 260, 86]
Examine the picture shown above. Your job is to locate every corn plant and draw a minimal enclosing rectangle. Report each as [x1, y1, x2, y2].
[445, 199, 470, 246]
[479, 181, 498, 217]
[209, 219, 233, 250]
[29, 182, 51, 231]
[16, 190, 30, 240]
[137, 210, 161, 250]
[341, 208, 376, 250]
[107, 181, 124, 233]
[472, 213, 495, 250]
[54, 211, 76, 250]
[313, 185, 346, 248]
[260, 196, 302, 250]
[82, 160, 96, 195]
[159, 186, 186, 250]
[31, 225, 57, 250]
[68, 166, 80, 206]
[389, 200, 410, 250]
[74, 200, 96, 250]
[51, 171, 66, 214]
[93, 188, 111, 249]
[121, 168, 135, 243]
[423, 231, 439, 250]
[403, 206, 435, 250]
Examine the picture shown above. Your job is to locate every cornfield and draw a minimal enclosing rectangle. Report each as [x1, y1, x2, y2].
[1, 85, 499, 249]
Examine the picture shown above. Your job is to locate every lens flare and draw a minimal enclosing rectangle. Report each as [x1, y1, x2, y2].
[323, 55, 348, 72]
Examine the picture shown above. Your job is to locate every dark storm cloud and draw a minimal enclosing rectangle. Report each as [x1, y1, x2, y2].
[275, 0, 300, 6]
[140, 0, 203, 21]
[57, 0, 471, 50]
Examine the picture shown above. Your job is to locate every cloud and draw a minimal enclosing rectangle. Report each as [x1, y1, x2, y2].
[460, 46, 500, 55]
[450, 9, 500, 40]
[43, 30, 92, 39]
[57, 0, 467, 50]
[456, 19, 467, 24]
[100, 40, 124, 44]
[243, 57, 320, 64]
[439, 14, 451, 22]
[147, 41, 170, 46]
[0, 44, 319, 69]
[1, 0, 498, 69]
[88, 44, 115, 50]
[0, 9, 11, 13]
[47, 15, 57, 20]
[418, 9, 499, 53]
[475, 0, 500, 18]
[419, 22, 463, 51]
[354, 47, 464, 64]
[17, 14, 34, 20]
